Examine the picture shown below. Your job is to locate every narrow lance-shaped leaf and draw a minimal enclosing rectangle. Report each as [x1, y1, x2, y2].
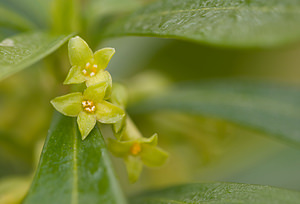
[130, 183, 300, 204]
[0, 32, 73, 81]
[130, 81, 300, 147]
[102, 0, 300, 48]
[23, 112, 127, 204]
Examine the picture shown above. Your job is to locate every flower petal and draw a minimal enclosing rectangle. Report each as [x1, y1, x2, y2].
[83, 82, 107, 102]
[107, 138, 133, 157]
[63, 65, 86, 85]
[93, 47, 115, 70]
[141, 145, 169, 167]
[77, 111, 96, 140]
[124, 156, 143, 183]
[140, 133, 158, 146]
[68, 36, 93, 66]
[86, 71, 112, 99]
[113, 117, 126, 136]
[95, 101, 125, 124]
[50, 93, 83, 116]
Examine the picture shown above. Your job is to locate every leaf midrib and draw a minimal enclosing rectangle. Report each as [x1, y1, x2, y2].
[72, 119, 79, 204]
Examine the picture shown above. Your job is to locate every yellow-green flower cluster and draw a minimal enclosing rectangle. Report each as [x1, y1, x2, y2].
[51, 36, 168, 183]
[108, 84, 169, 183]
[51, 36, 124, 140]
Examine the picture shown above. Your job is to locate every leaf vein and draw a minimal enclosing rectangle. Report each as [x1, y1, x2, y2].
[72, 119, 79, 204]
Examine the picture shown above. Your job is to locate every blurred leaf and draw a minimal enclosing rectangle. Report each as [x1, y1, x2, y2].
[130, 81, 300, 147]
[0, 6, 36, 32]
[0, 32, 73, 81]
[0, 132, 32, 177]
[85, 0, 143, 47]
[52, 0, 80, 34]
[100, 37, 168, 79]
[23, 113, 126, 204]
[0, 176, 31, 204]
[0, 27, 18, 40]
[130, 183, 300, 204]
[85, 0, 141, 22]
[0, 0, 51, 28]
[103, 0, 300, 48]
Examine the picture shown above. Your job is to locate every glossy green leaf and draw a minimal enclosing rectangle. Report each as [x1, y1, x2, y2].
[130, 81, 300, 147]
[103, 0, 300, 48]
[23, 112, 126, 204]
[0, 32, 73, 81]
[130, 183, 300, 204]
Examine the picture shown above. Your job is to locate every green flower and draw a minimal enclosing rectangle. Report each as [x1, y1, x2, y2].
[64, 36, 115, 87]
[108, 134, 169, 183]
[51, 82, 125, 140]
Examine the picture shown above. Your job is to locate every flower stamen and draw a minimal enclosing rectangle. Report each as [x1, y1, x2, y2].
[130, 142, 142, 156]
[82, 100, 96, 113]
[82, 62, 98, 77]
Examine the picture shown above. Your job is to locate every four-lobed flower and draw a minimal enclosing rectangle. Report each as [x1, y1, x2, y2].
[108, 84, 169, 182]
[64, 36, 114, 89]
[108, 133, 169, 183]
[51, 82, 125, 140]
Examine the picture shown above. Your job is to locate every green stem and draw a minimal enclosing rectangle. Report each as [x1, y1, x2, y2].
[122, 116, 143, 141]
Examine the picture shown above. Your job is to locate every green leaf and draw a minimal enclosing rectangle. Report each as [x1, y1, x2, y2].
[0, 32, 73, 81]
[102, 0, 300, 48]
[23, 112, 127, 204]
[130, 81, 300, 147]
[130, 183, 300, 204]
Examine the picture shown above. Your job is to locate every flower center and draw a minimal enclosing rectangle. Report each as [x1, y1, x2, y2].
[82, 62, 98, 77]
[82, 100, 96, 113]
[130, 142, 142, 156]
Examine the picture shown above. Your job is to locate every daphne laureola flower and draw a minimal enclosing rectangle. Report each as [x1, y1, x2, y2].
[51, 36, 168, 182]
[108, 84, 169, 183]
[51, 82, 124, 140]
[108, 118, 169, 183]
[64, 36, 114, 87]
